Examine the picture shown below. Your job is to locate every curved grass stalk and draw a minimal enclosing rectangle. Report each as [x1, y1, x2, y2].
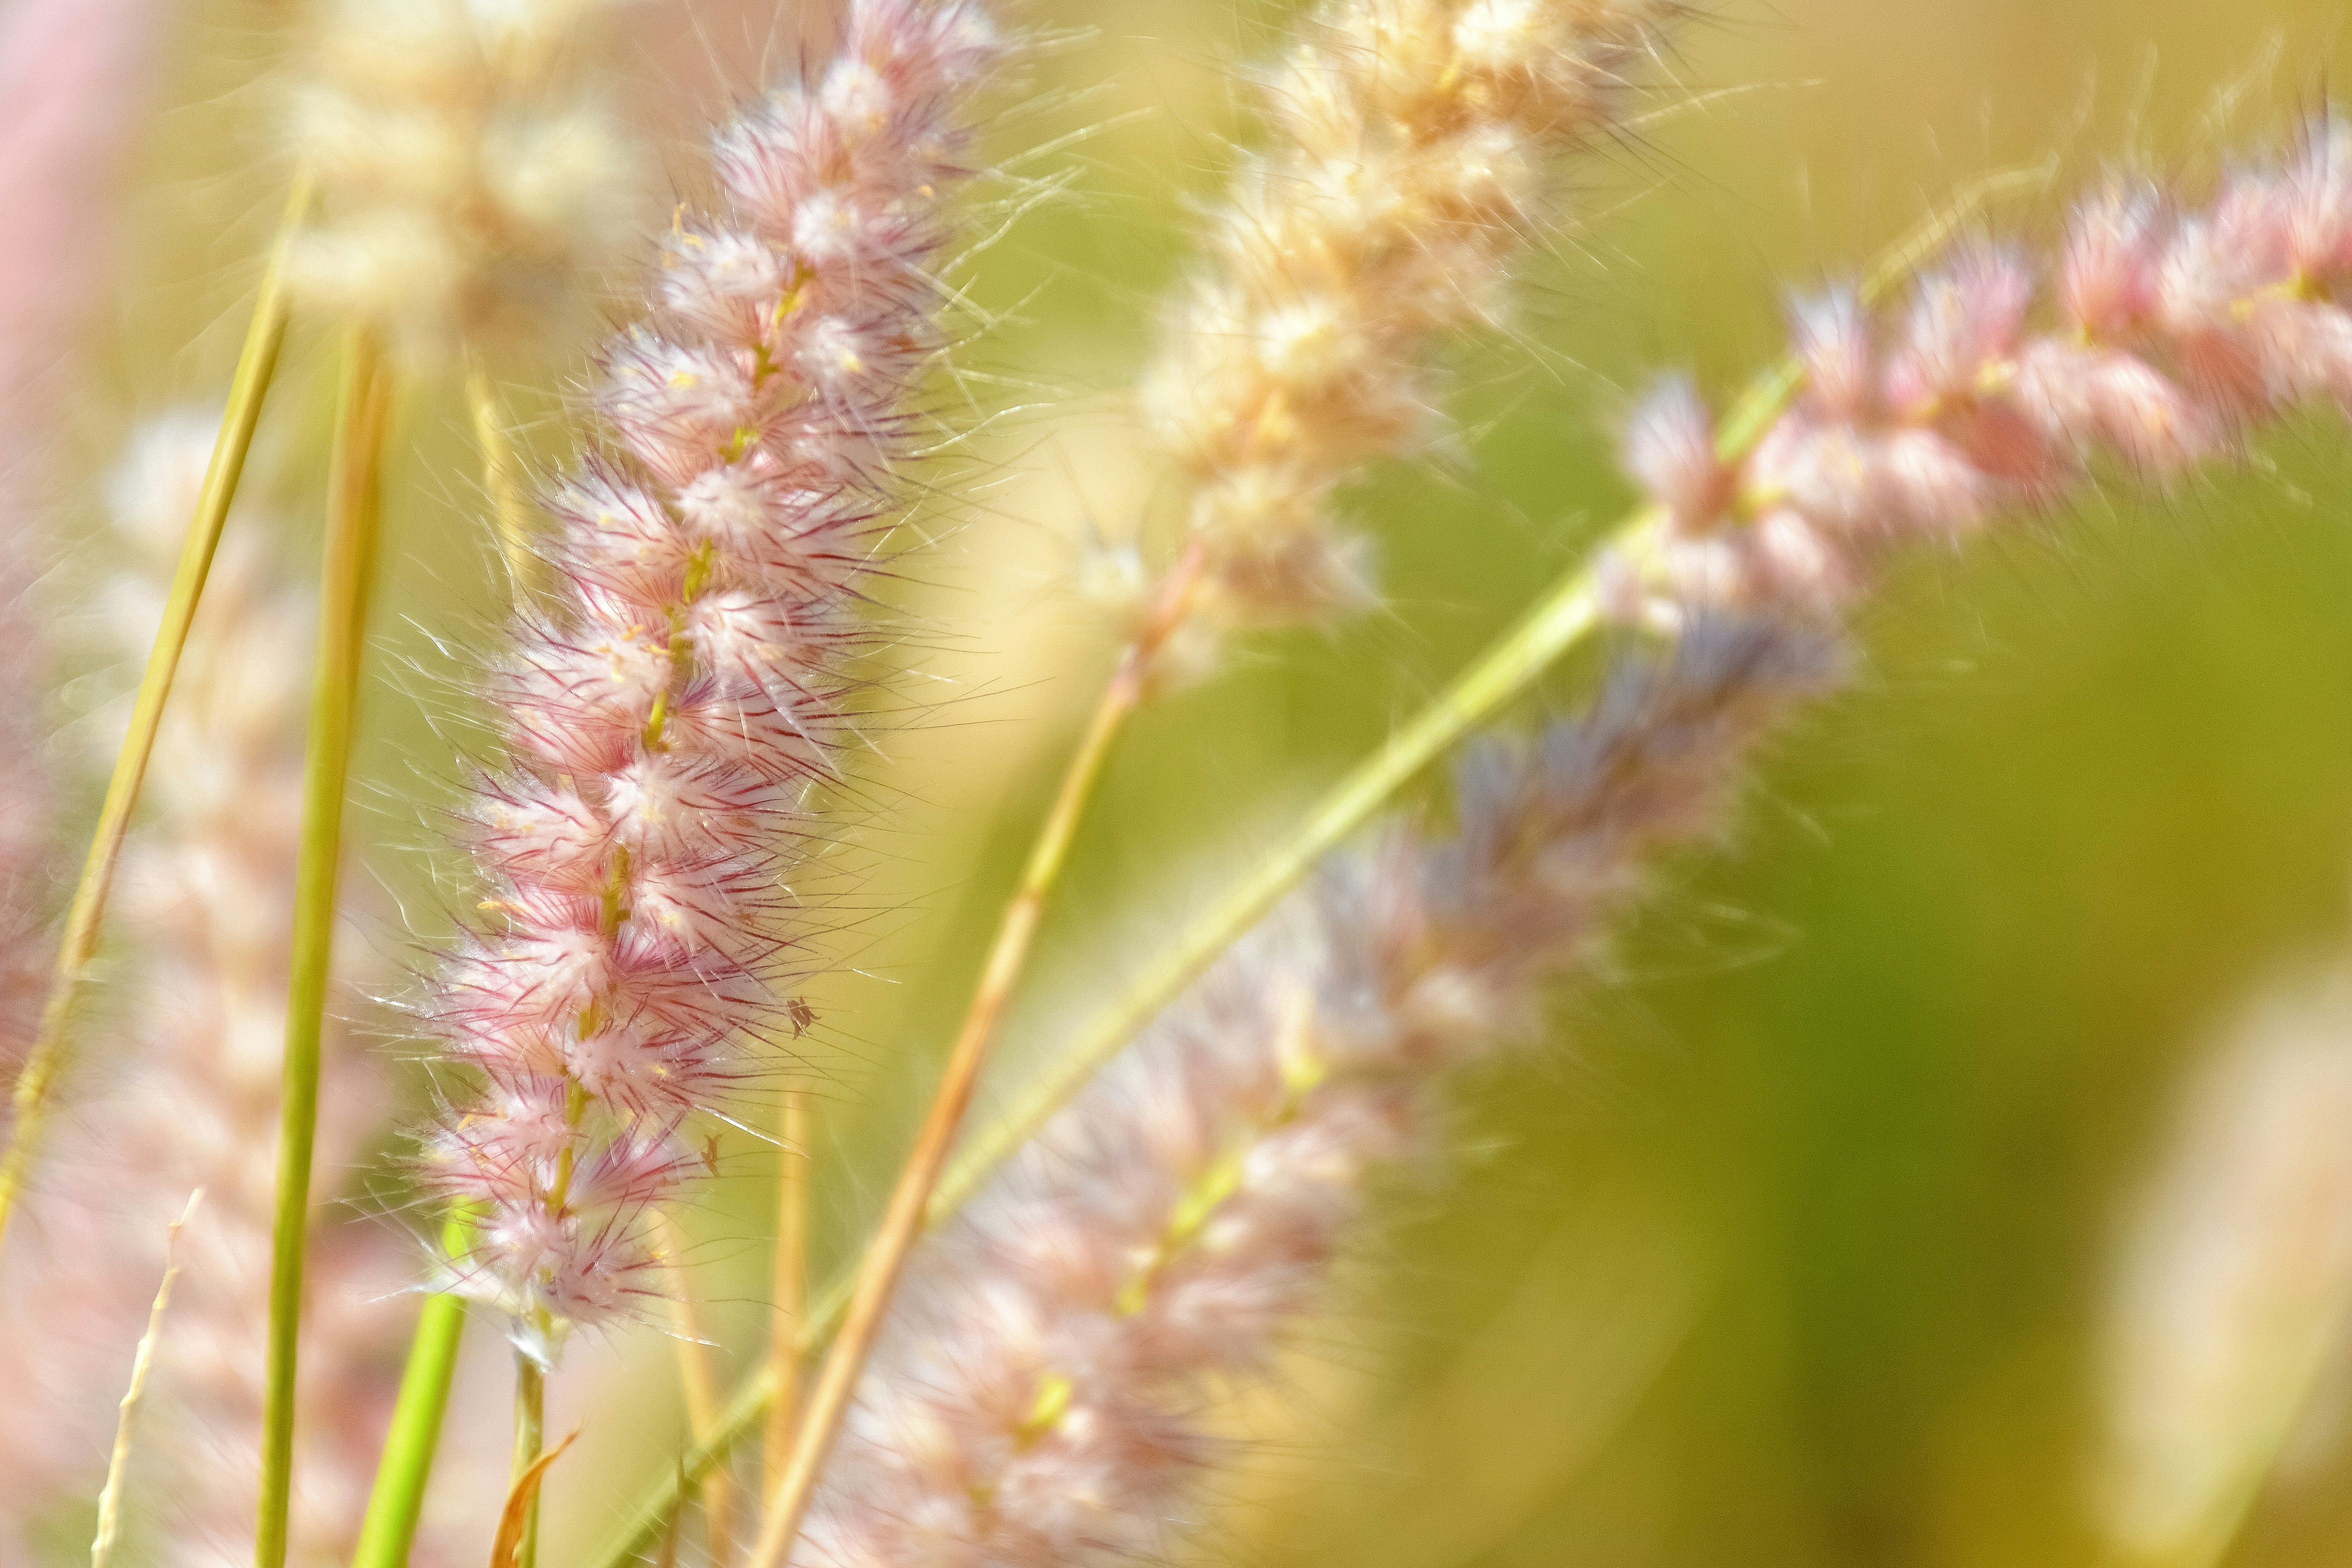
[255, 324, 391, 1568]
[350, 1212, 474, 1568]
[584, 161, 2051, 1568]
[0, 170, 313, 1248]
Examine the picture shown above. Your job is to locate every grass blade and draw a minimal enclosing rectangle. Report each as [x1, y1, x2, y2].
[0, 169, 314, 1246]
[491, 1429, 577, 1568]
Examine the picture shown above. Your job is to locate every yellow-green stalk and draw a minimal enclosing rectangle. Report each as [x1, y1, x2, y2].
[350, 1212, 476, 1568]
[254, 326, 391, 1568]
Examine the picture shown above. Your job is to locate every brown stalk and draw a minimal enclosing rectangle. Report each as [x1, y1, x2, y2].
[661, 1212, 739, 1568]
[762, 1088, 812, 1504]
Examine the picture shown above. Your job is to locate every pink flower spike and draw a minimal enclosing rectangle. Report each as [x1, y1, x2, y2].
[409, 0, 1004, 1345]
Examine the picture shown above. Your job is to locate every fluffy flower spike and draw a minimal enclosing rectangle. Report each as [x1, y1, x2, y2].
[1604, 118, 2352, 629]
[288, 0, 644, 361]
[1137, 0, 1667, 640]
[412, 0, 1002, 1349]
[789, 618, 1841, 1568]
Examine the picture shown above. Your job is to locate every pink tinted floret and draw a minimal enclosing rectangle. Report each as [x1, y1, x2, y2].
[1890, 248, 2032, 413]
[1621, 375, 1726, 530]
[2062, 183, 2169, 339]
[411, 0, 999, 1345]
[1606, 122, 2352, 628]
[1789, 288, 1876, 420]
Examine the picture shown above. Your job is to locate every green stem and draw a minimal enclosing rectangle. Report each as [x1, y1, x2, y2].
[0, 169, 314, 1249]
[582, 162, 2050, 1568]
[350, 1213, 474, 1568]
[514, 1347, 547, 1568]
[254, 325, 390, 1568]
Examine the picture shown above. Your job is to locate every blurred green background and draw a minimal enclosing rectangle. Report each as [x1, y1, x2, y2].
[69, 0, 2352, 1564]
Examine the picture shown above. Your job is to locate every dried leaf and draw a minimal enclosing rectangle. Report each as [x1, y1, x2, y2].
[488, 1428, 579, 1568]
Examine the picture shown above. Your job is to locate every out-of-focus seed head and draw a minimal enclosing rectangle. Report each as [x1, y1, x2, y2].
[288, 0, 645, 362]
[408, 0, 1001, 1347]
[2098, 966, 2352, 1562]
[1135, 0, 1668, 661]
[789, 615, 1841, 1568]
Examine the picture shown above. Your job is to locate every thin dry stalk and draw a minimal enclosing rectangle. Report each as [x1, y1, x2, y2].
[744, 543, 1204, 1568]
[661, 1212, 739, 1568]
[89, 1190, 202, 1568]
[763, 1088, 812, 1504]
